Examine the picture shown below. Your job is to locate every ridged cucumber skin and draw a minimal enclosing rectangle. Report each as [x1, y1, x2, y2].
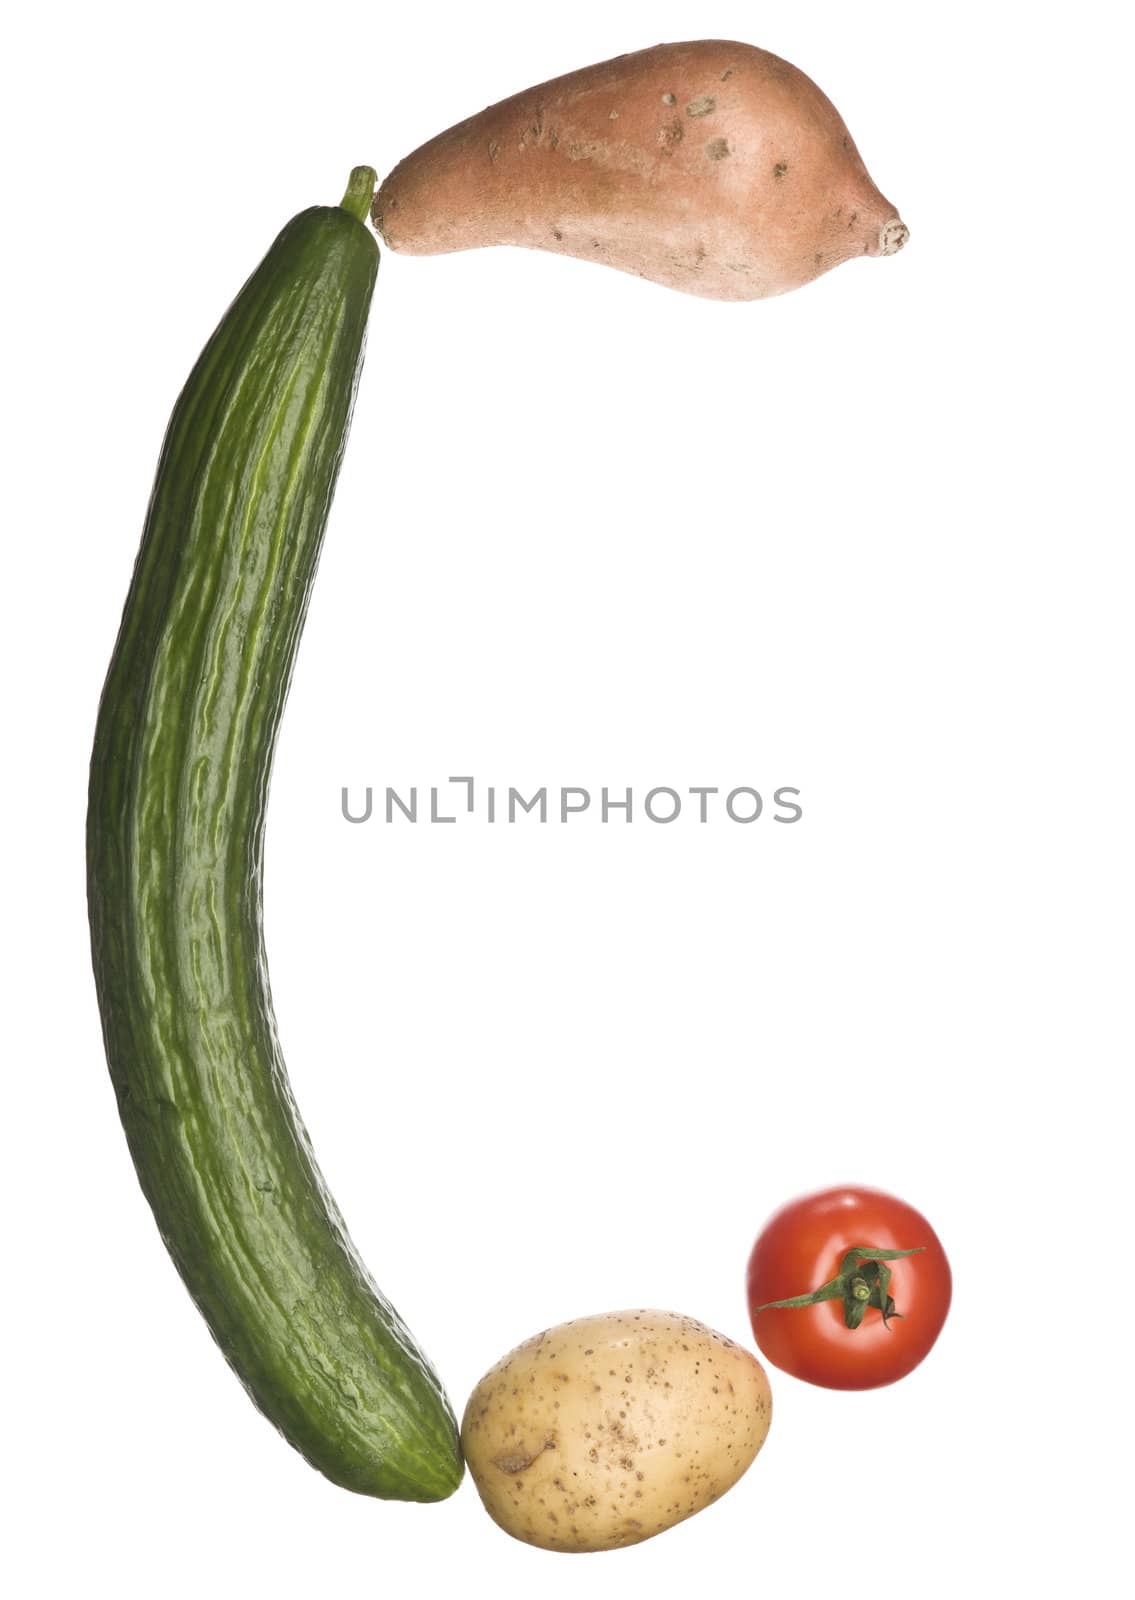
[87, 203, 462, 1502]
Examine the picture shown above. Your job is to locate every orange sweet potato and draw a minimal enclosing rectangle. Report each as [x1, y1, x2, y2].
[373, 40, 908, 302]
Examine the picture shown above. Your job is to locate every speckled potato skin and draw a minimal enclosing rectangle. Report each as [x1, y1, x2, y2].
[461, 1309, 772, 1552]
[374, 40, 907, 301]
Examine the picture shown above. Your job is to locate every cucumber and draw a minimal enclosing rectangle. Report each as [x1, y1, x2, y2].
[86, 169, 462, 1502]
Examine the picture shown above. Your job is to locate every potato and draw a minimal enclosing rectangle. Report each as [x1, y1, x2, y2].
[461, 1309, 772, 1552]
[374, 40, 907, 302]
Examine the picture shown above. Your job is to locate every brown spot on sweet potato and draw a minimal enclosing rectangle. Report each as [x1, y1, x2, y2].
[658, 119, 683, 151]
[706, 138, 730, 160]
[687, 95, 716, 117]
[487, 141, 499, 164]
[661, 91, 677, 105]
[773, 161, 788, 179]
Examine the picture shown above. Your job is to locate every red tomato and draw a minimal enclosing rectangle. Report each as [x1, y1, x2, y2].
[746, 1185, 951, 1390]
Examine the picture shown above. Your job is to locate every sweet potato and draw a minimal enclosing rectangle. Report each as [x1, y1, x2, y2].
[373, 40, 908, 302]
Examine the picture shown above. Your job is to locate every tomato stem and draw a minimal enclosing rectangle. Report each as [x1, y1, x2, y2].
[753, 1245, 924, 1331]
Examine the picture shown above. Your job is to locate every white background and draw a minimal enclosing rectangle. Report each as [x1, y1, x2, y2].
[4, 2, 1130, 1594]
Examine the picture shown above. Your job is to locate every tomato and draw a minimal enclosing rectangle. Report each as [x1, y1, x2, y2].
[746, 1185, 951, 1390]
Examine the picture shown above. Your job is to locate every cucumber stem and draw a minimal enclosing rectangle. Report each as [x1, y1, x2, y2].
[340, 166, 378, 224]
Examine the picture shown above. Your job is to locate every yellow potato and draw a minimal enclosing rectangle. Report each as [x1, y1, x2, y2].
[461, 1309, 772, 1552]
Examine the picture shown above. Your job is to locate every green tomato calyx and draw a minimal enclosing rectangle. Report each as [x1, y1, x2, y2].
[752, 1245, 925, 1331]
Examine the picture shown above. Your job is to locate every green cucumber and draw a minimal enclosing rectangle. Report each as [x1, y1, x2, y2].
[86, 168, 462, 1501]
